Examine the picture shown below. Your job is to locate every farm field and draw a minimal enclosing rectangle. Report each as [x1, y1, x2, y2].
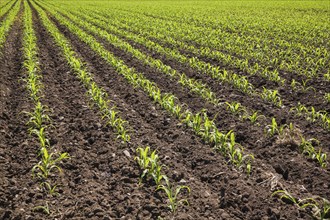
[0, 0, 329, 219]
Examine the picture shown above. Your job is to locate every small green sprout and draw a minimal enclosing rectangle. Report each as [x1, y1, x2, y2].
[156, 176, 190, 213]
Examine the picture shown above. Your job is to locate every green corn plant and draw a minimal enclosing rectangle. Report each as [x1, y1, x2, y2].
[191, 111, 203, 133]
[319, 115, 330, 131]
[299, 137, 327, 168]
[172, 104, 184, 119]
[135, 146, 152, 178]
[299, 137, 317, 156]
[200, 111, 216, 142]
[324, 93, 330, 104]
[316, 199, 330, 220]
[135, 146, 165, 185]
[135, 146, 155, 182]
[272, 190, 330, 219]
[225, 101, 246, 116]
[226, 132, 254, 174]
[290, 79, 299, 91]
[261, 87, 282, 107]
[272, 190, 317, 209]
[117, 128, 130, 143]
[243, 110, 266, 124]
[161, 94, 176, 113]
[33, 202, 50, 215]
[213, 130, 233, 155]
[290, 103, 307, 117]
[40, 181, 59, 196]
[151, 163, 165, 186]
[25, 102, 51, 129]
[265, 118, 286, 136]
[272, 190, 298, 205]
[312, 149, 327, 168]
[307, 107, 320, 123]
[300, 79, 316, 93]
[324, 72, 330, 81]
[156, 176, 190, 213]
[30, 127, 50, 148]
[32, 147, 70, 179]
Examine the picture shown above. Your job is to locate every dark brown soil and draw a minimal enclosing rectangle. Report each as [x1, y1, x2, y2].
[0, 1, 329, 220]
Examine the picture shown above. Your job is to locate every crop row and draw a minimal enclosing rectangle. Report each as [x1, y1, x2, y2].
[0, 0, 15, 18]
[22, 0, 69, 213]
[0, 0, 20, 52]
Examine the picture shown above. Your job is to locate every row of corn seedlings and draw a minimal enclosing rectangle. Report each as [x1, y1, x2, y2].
[0, 0, 11, 8]
[31, 1, 130, 143]
[135, 146, 190, 213]
[36, 0, 254, 174]
[0, 0, 16, 18]
[291, 103, 330, 132]
[0, 0, 20, 53]
[272, 189, 330, 220]
[22, 1, 69, 214]
[223, 99, 328, 168]
[265, 118, 327, 168]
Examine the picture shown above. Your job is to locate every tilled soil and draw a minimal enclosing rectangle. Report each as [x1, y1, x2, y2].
[0, 1, 329, 220]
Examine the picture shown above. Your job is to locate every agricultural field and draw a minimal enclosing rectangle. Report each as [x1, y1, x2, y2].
[0, 0, 329, 219]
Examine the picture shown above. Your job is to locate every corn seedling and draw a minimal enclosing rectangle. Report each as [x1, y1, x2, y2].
[307, 107, 320, 123]
[272, 190, 330, 219]
[265, 118, 286, 137]
[30, 127, 50, 148]
[32, 147, 70, 179]
[33, 202, 51, 215]
[225, 101, 246, 116]
[272, 190, 317, 208]
[300, 79, 316, 93]
[156, 176, 190, 213]
[290, 103, 307, 117]
[243, 110, 266, 124]
[40, 181, 59, 196]
[315, 198, 330, 220]
[261, 87, 282, 107]
[24, 102, 51, 130]
[299, 137, 327, 168]
[135, 146, 165, 184]
[324, 72, 330, 81]
[290, 79, 299, 91]
[313, 149, 327, 168]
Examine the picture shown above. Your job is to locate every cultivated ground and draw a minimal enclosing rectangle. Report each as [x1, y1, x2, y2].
[0, 0, 329, 219]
